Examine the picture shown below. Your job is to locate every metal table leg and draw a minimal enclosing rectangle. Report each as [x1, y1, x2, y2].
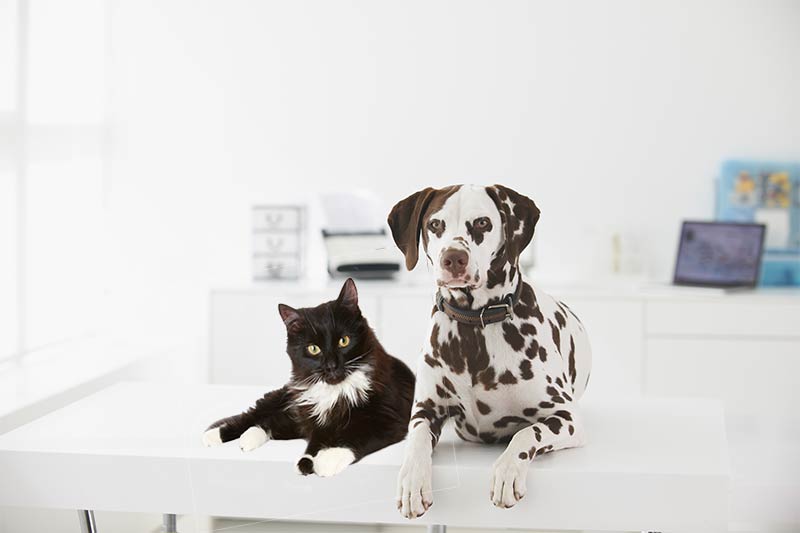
[427, 525, 446, 533]
[77, 510, 97, 533]
[163, 513, 178, 532]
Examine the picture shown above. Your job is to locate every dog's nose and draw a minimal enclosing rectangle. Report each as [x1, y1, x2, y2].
[440, 248, 468, 276]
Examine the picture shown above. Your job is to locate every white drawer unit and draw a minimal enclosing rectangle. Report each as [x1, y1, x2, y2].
[251, 205, 305, 280]
[252, 233, 301, 256]
[252, 256, 302, 280]
[251, 206, 302, 232]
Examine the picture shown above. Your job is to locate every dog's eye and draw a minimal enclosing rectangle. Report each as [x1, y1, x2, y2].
[474, 217, 491, 229]
[428, 219, 443, 232]
[338, 336, 350, 348]
[306, 344, 321, 356]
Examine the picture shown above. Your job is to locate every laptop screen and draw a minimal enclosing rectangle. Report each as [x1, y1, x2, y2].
[673, 221, 766, 288]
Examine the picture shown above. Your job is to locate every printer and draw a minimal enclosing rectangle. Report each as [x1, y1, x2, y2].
[320, 191, 401, 279]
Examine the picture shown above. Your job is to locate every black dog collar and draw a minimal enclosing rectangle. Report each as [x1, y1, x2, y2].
[436, 275, 524, 328]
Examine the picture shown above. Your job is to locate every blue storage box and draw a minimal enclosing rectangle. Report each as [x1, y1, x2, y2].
[716, 160, 800, 286]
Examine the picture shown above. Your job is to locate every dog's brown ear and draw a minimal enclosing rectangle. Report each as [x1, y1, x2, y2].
[486, 184, 540, 264]
[387, 187, 436, 270]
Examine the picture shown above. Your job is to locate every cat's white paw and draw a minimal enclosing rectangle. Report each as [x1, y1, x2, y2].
[313, 447, 355, 477]
[239, 426, 269, 452]
[202, 427, 222, 447]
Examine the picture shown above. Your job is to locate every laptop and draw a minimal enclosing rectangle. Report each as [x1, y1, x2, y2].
[673, 221, 766, 289]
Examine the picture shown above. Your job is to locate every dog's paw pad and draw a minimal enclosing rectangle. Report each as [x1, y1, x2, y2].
[295, 455, 314, 476]
[313, 447, 355, 477]
[238, 426, 269, 452]
[202, 427, 222, 447]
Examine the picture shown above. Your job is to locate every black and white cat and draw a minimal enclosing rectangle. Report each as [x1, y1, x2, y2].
[203, 278, 415, 477]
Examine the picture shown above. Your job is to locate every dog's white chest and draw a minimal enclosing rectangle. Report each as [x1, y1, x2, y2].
[421, 281, 591, 444]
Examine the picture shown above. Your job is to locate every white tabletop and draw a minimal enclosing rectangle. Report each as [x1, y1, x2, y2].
[0, 382, 729, 531]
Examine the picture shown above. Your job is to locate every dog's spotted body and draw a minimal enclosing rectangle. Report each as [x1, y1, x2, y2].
[388, 184, 592, 517]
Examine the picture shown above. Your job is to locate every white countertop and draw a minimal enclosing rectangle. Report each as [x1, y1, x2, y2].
[0, 382, 729, 531]
[213, 273, 800, 303]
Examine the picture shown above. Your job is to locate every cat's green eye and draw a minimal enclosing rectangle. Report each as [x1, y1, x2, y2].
[338, 336, 350, 348]
[307, 344, 321, 356]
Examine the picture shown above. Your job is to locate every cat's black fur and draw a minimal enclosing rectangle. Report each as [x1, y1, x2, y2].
[206, 278, 415, 476]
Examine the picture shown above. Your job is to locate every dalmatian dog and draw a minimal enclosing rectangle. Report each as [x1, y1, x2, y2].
[387, 184, 592, 518]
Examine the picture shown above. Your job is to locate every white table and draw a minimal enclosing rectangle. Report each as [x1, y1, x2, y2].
[0, 382, 730, 532]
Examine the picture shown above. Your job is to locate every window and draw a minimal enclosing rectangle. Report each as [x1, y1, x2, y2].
[0, 0, 109, 363]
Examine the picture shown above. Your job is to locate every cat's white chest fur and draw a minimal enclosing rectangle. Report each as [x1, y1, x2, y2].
[293, 367, 372, 423]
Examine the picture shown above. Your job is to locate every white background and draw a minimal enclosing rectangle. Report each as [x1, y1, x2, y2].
[106, 0, 800, 335]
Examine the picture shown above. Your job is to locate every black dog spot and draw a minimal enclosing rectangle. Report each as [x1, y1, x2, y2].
[498, 370, 518, 385]
[553, 410, 573, 421]
[478, 431, 498, 443]
[502, 323, 525, 352]
[466, 218, 492, 245]
[493, 415, 529, 428]
[549, 320, 561, 354]
[478, 367, 498, 390]
[554, 310, 566, 329]
[568, 335, 577, 386]
[542, 417, 563, 435]
[424, 354, 442, 368]
[442, 376, 457, 395]
[519, 359, 534, 380]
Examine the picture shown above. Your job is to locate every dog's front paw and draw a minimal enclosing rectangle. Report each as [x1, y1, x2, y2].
[202, 427, 223, 447]
[238, 426, 269, 452]
[313, 447, 355, 477]
[396, 455, 433, 519]
[490, 450, 529, 508]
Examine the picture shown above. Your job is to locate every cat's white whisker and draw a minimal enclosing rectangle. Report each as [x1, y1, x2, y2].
[346, 351, 372, 364]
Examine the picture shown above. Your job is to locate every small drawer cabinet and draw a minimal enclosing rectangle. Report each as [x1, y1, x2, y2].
[251, 205, 305, 280]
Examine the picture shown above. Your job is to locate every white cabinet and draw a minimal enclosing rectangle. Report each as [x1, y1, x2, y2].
[640, 291, 800, 529]
[642, 293, 800, 416]
[645, 338, 800, 414]
[646, 298, 800, 338]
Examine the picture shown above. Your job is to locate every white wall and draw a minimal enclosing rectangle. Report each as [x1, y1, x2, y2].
[106, 0, 800, 331]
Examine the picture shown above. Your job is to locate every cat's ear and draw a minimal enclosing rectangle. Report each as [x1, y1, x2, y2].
[278, 304, 302, 332]
[336, 278, 359, 311]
